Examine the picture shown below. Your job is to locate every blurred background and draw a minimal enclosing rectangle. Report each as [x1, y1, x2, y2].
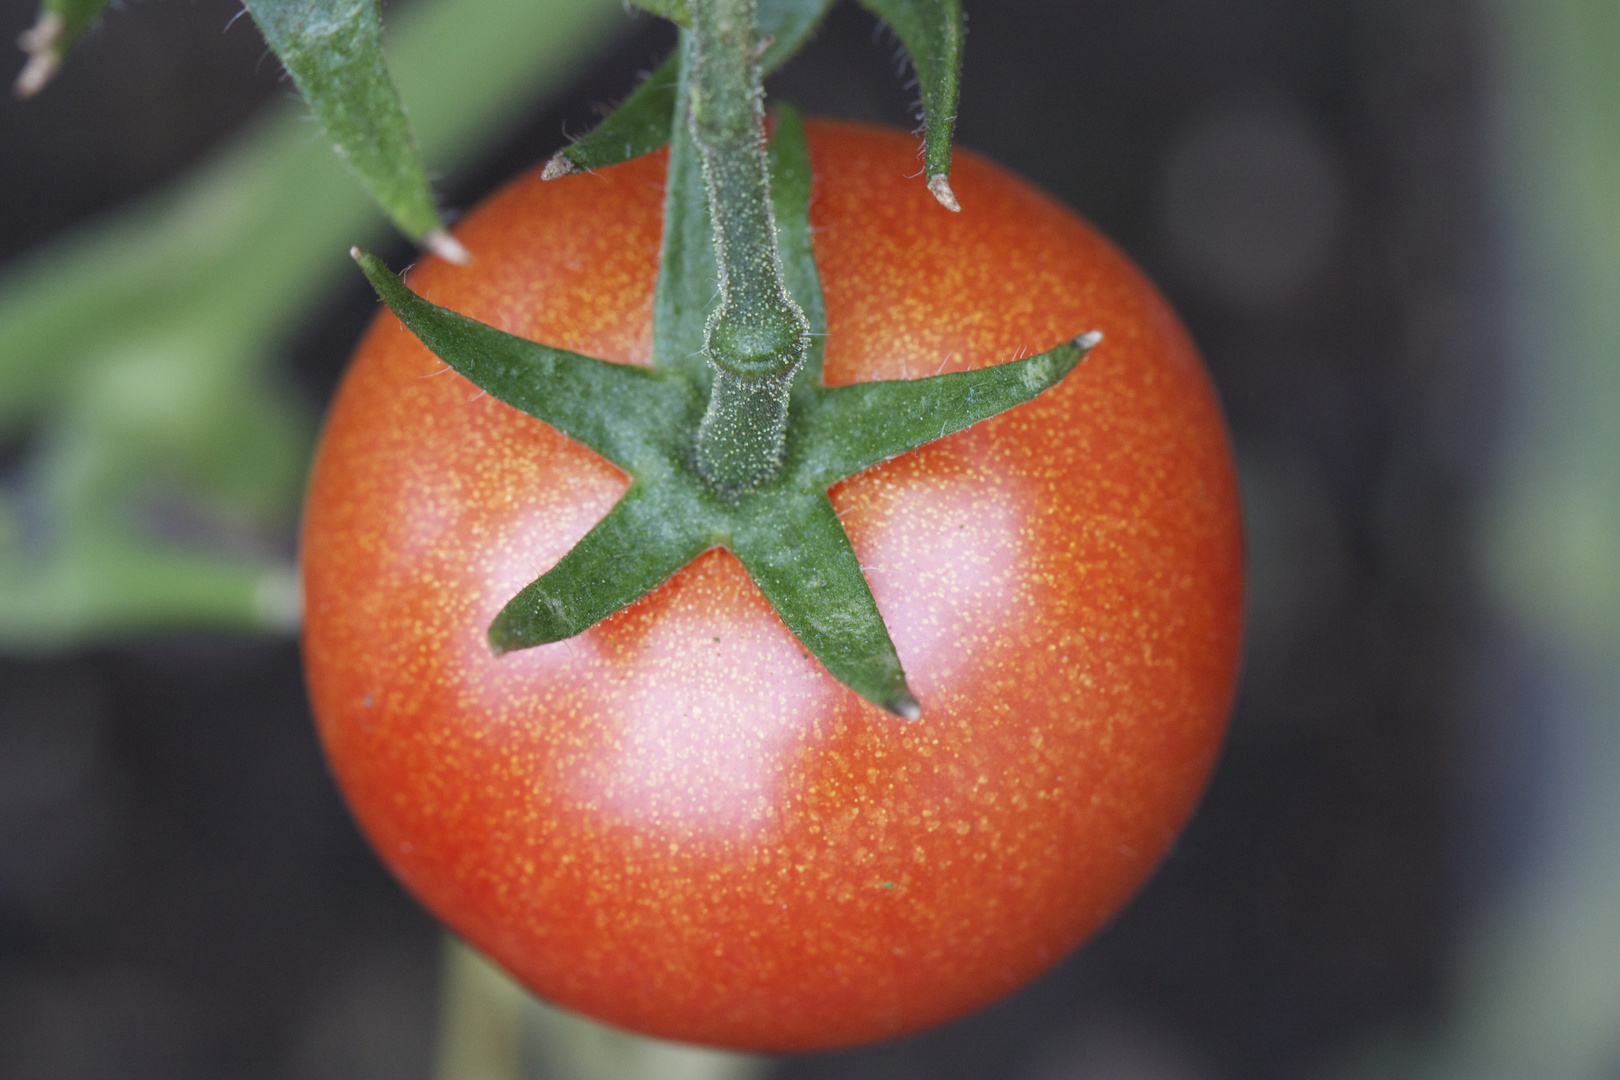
[2, 0, 1617, 1077]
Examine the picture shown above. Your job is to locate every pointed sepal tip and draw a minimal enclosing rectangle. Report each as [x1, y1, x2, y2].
[887, 690, 922, 721]
[541, 151, 581, 181]
[927, 174, 960, 212]
[487, 617, 534, 656]
[487, 592, 575, 655]
[352, 247, 409, 307]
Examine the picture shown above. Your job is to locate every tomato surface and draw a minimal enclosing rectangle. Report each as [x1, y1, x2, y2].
[301, 119, 1243, 1051]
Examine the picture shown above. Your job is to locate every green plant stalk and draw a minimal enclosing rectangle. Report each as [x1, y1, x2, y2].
[687, 0, 811, 497]
[434, 937, 770, 1080]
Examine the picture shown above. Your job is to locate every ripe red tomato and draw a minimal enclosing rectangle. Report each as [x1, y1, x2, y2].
[301, 119, 1243, 1051]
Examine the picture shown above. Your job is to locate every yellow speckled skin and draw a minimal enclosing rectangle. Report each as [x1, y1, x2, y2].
[301, 121, 1243, 1051]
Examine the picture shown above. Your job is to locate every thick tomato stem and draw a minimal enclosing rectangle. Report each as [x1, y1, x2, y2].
[685, 1, 811, 497]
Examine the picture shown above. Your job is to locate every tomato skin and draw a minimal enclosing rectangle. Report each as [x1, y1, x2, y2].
[301, 120, 1243, 1051]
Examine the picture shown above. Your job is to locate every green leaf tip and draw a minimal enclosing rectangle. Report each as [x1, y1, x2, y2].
[487, 596, 569, 654]
[797, 329, 1100, 485]
[858, 0, 964, 206]
[350, 246, 389, 287]
[1018, 329, 1102, 391]
[487, 490, 715, 655]
[548, 51, 682, 178]
[243, 0, 450, 247]
[352, 248, 692, 473]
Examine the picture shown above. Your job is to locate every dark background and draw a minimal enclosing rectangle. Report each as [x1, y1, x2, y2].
[0, 0, 1501, 1076]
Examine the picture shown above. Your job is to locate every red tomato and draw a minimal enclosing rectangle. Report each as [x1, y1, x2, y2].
[301, 120, 1243, 1051]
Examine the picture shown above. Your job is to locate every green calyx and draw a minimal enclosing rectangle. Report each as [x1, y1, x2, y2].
[354, 15, 1098, 718]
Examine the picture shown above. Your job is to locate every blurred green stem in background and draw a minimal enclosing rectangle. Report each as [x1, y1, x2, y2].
[0, 0, 627, 648]
[1349, 0, 1620, 1077]
[1467, 0, 1620, 1070]
[435, 938, 771, 1080]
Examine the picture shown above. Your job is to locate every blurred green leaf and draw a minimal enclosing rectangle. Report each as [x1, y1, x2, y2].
[0, 0, 626, 649]
[856, 0, 963, 209]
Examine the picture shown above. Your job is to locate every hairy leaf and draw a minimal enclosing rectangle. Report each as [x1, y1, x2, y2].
[857, 0, 964, 209]
[797, 331, 1101, 484]
[731, 489, 918, 717]
[353, 250, 695, 472]
[364, 108, 1096, 719]
[770, 104, 827, 390]
[649, 35, 720, 384]
[244, 0, 455, 254]
[544, 52, 682, 178]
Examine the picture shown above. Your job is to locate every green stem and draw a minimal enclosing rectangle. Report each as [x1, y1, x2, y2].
[434, 936, 771, 1080]
[687, 0, 809, 498]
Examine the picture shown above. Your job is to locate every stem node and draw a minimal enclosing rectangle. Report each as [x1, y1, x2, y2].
[686, 0, 809, 496]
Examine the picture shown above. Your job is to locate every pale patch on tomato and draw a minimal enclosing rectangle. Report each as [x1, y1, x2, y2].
[842, 454, 1031, 698]
[584, 564, 836, 834]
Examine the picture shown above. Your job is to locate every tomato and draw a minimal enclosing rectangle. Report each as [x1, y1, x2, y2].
[300, 119, 1243, 1051]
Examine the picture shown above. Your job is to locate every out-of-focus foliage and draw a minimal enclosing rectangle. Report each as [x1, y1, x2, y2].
[12, 0, 111, 95]
[435, 941, 768, 1080]
[1470, 0, 1620, 1072]
[0, 0, 626, 649]
[1340, 0, 1620, 1077]
[241, 0, 454, 253]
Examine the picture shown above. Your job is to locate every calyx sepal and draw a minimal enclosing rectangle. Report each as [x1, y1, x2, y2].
[354, 110, 1099, 717]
